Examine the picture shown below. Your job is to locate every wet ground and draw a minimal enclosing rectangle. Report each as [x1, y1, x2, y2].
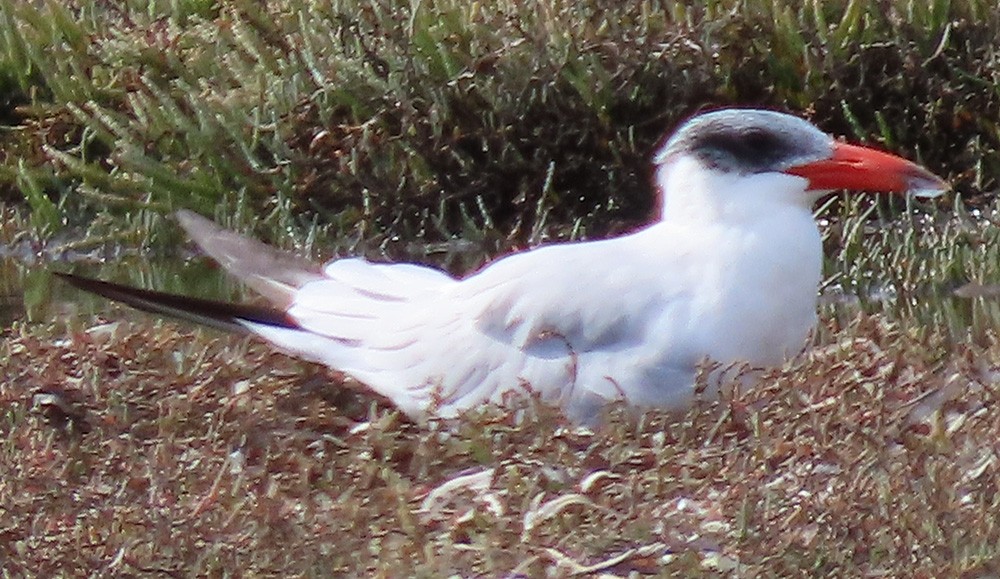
[2, 210, 999, 344]
[0, 229, 498, 329]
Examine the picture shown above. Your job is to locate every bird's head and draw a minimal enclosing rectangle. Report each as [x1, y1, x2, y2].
[652, 109, 948, 222]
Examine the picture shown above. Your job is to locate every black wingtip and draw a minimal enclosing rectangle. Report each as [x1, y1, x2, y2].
[56, 272, 300, 333]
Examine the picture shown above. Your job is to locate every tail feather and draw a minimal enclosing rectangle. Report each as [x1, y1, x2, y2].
[175, 210, 324, 309]
[56, 272, 299, 333]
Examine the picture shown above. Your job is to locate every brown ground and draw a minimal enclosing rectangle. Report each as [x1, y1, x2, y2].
[2, 314, 998, 576]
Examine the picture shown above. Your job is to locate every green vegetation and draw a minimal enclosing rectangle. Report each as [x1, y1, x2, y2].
[2, 0, 1000, 575]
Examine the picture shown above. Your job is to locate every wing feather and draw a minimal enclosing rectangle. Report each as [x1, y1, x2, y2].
[67, 212, 699, 422]
[176, 210, 324, 307]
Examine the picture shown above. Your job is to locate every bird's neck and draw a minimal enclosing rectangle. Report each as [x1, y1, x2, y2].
[643, 158, 826, 366]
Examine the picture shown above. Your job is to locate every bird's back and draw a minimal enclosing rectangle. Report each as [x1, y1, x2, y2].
[235, 227, 705, 422]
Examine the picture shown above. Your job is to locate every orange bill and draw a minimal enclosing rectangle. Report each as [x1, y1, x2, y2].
[784, 142, 948, 197]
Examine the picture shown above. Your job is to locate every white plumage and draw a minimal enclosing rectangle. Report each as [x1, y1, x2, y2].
[63, 109, 947, 423]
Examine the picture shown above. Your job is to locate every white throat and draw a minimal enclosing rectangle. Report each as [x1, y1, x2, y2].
[655, 155, 821, 224]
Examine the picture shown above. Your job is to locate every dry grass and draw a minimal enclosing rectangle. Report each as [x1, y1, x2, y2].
[1, 0, 998, 247]
[2, 314, 999, 576]
[3, 0, 1000, 576]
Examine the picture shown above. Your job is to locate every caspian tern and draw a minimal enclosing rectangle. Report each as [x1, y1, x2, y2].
[59, 109, 947, 423]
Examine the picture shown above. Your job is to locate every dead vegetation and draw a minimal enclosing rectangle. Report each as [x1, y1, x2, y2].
[2, 0, 1000, 575]
[1, 0, 998, 248]
[1, 315, 999, 575]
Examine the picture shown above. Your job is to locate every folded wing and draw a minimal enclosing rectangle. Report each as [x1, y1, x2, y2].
[64, 212, 697, 422]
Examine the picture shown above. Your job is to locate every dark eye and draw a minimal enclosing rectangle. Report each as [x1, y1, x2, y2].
[742, 130, 779, 152]
[694, 128, 796, 173]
